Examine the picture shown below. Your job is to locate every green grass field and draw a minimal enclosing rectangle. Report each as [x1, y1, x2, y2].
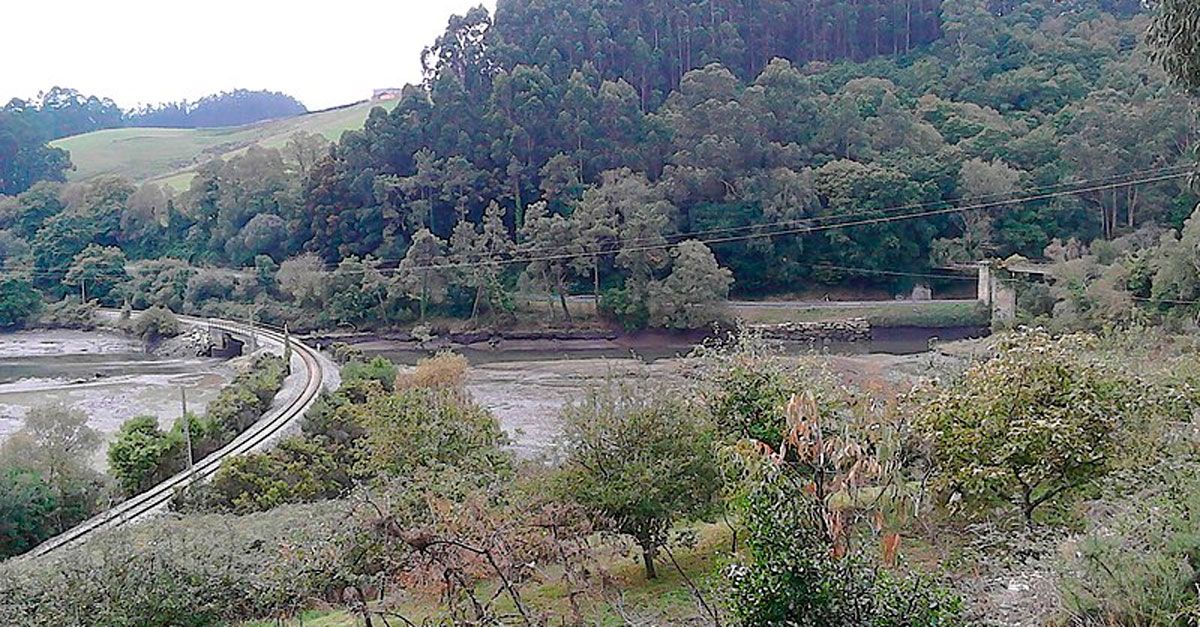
[732, 300, 989, 328]
[51, 100, 397, 190]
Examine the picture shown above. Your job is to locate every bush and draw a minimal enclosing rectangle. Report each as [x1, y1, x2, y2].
[0, 501, 352, 626]
[130, 306, 181, 342]
[357, 387, 512, 483]
[599, 286, 649, 331]
[37, 297, 98, 330]
[188, 437, 351, 514]
[107, 416, 182, 496]
[0, 278, 42, 329]
[916, 329, 1141, 523]
[206, 355, 286, 436]
[693, 328, 839, 444]
[0, 467, 57, 559]
[341, 356, 398, 392]
[727, 466, 963, 626]
[396, 351, 469, 391]
[1058, 460, 1200, 624]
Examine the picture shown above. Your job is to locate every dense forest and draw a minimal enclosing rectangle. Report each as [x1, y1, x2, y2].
[2, 0, 1199, 331]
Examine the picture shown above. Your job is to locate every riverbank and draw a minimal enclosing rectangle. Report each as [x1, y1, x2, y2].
[0, 329, 233, 466]
[360, 326, 988, 459]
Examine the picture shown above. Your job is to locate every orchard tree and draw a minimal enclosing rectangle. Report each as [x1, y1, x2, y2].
[647, 240, 733, 329]
[917, 330, 1137, 523]
[557, 380, 720, 579]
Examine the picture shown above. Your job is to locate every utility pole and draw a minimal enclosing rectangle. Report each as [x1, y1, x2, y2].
[80, 278, 86, 303]
[248, 303, 259, 352]
[180, 387, 194, 470]
[282, 323, 292, 375]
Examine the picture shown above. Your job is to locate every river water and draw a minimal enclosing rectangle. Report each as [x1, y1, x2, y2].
[366, 326, 987, 459]
[0, 331, 232, 464]
[0, 326, 985, 462]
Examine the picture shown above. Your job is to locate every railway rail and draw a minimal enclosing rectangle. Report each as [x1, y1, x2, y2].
[25, 314, 330, 558]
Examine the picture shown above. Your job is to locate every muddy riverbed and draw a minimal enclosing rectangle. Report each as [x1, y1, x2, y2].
[365, 326, 986, 459]
[0, 330, 233, 466]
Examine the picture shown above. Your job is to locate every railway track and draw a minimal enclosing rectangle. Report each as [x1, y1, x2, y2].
[25, 314, 329, 558]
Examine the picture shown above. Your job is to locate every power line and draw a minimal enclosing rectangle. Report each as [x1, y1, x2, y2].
[369, 169, 1191, 274]
[319, 163, 1196, 269]
[1, 167, 1191, 281]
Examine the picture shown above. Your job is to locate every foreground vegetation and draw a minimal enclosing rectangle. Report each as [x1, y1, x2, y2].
[0, 324, 287, 560]
[4, 324, 1199, 624]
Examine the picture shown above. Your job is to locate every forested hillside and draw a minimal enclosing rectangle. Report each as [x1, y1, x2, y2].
[2, 0, 1199, 331]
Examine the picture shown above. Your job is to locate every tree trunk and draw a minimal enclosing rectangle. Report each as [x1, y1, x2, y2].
[420, 272, 429, 322]
[558, 275, 573, 323]
[641, 545, 658, 580]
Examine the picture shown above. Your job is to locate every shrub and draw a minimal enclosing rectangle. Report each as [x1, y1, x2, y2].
[556, 379, 721, 579]
[357, 387, 512, 483]
[727, 465, 962, 626]
[130, 306, 181, 342]
[191, 437, 351, 514]
[0, 278, 42, 329]
[107, 416, 182, 496]
[341, 356, 398, 392]
[205, 355, 286, 436]
[37, 297, 98, 330]
[0, 501, 352, 626]
[396, 351, 469, 391]
[725, 393, 962, 626]
[0, 467, 57, 559]
[599, 286, 649, 331]
[1058, 460, 1200, 624]
[916, 329, 1140, 523]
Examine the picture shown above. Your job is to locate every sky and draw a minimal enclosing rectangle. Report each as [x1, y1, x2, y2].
[1, 0, 497, 111]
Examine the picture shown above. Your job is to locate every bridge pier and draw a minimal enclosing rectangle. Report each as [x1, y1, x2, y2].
[977, 262, 1017, 327]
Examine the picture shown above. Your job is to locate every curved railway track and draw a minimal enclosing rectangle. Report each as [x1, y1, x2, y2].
[26, 315, 329, 558]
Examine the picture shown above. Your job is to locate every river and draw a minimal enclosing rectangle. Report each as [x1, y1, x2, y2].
[365, 326, 987, 459]
[0, 330, 232, 466]
[0, 326, 985, 463]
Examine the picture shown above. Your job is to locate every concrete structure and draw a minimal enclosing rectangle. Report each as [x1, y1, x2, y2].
[975, 259, 1054, 326]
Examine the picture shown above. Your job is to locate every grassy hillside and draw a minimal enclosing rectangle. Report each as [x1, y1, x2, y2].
[51, 100, 396, 190]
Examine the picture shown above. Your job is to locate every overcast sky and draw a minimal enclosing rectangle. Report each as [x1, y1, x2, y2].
[2, 0, 496, 111]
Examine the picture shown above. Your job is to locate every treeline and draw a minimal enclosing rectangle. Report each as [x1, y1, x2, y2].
[123, 89, 307, 129]
[0, 87, 307, 189]
[490, 0, 943, 109]
[2, 0, 1198, 329]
